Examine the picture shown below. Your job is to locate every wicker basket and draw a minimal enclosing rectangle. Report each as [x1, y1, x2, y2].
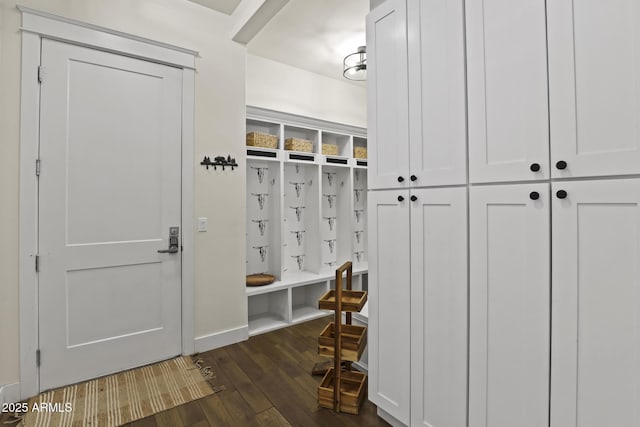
[246, 132, 278, 149]
[353, 146, 367, 159]
[285, 137, 313, 153]
[322, 144, 339, 156]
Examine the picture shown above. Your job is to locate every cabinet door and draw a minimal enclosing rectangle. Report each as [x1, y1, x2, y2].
[410, 187, 467, 427]
[407, 0, 466, 186]
[367, 190, 411, 425]
[469, 184, 550, 427]
[551, 179, 640, 427]
[466, 0, 549, 183]
[548, 1, 640, 178]
[367, 0, 410, 190]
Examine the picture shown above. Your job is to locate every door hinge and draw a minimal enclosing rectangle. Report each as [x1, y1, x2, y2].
[35, 255, 39, 272]
[36, 159, 41, 176]
[36, 349, 41, 367]
[37, 65, 43, 83]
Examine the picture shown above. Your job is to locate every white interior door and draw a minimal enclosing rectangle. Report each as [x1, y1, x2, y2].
[551, 179, 640, 427]
[469, 183, 550, 427]
[38, 39, 183, 391]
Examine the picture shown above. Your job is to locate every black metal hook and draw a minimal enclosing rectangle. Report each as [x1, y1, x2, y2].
[200, 155, 238, 171]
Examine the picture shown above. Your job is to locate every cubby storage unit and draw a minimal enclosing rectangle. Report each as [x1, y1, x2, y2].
[245, 107, 368, 336]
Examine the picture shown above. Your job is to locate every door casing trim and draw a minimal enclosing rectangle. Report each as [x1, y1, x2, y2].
[18, 7, 196, 399]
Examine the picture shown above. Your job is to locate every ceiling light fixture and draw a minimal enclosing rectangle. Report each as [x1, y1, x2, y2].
[343, 46, 366, 81]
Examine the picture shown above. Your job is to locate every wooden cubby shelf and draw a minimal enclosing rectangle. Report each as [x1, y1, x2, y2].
[245, 107, 368, 336]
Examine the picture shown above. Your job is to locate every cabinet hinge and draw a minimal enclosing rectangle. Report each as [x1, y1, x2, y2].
[35, 255, 39, 272]
[37, 66, 43, 83]
[36, 159, 41, 176]
[36, 349, 41, 367]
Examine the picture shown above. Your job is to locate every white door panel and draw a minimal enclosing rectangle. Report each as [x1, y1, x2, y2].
[39, 39, 182, 390]
[368, 190, 411, 425]
[548, 1, 640, 178]
[408, 0, 467, 186]
[551, 179, 640, 427]
[469, 183, 550, 427]
[367, 0, 410, 189]
[410, 187, 467, 427]
[466, 0, 549, 183]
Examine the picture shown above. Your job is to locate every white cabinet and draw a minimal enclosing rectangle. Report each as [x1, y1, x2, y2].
[466, 0, 549, 184]
[368, 0, 467, 189]
[469, 184, 550, 427]
[367, 190, 411, 424]
[367, 0, 410, 190]
[551, 179, 640, 427]
[368, 187, 468, 426]
[407, 0, 467, 187]
[548, 1, 640, 178]
[410, 187, 468, 427]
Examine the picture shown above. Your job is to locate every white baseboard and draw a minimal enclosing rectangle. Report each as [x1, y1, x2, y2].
[194, 325, 249, 353]
[0, 383, 21, 404]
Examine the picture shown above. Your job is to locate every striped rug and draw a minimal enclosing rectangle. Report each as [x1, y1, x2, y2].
[21, 356, 215, 427]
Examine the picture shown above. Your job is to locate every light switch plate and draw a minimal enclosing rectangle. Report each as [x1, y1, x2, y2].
[198, 217, 208, 232]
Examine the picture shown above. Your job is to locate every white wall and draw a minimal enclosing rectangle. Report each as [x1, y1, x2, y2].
[0, 0, 247, 391]
[246, 54, 367, 128]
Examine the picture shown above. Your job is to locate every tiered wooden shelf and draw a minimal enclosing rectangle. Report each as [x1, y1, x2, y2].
[316, 261, 368, 415]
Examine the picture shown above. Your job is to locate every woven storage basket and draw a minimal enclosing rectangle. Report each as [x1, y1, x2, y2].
[353, 146, 368, 159]
[246, 132, 278, 149]
[322, 144, 339, 156]
[285, 137, 313, 153]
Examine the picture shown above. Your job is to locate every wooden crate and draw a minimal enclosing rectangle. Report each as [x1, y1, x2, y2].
[318, 323, 367, 362]
[318, 290, 367, 312]
[322, 143, 339, 156]
[318, 368, 367, 414]
[246, 132, 278, 148]
[284, 137, 313, 153]
[353, 146, 367, 159]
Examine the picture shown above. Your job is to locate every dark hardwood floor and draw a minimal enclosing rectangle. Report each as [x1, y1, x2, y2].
[0, 316, 388, 426]
[124, 316, 389, 427]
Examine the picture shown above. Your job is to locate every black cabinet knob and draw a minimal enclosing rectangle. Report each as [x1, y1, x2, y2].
[556, 190, 568, 199]
[529, 191, 540, 200]
[398, 176, 405, 182]
[556, 160, 567, 170]
[530, 163, 541, 172]
[410, 195, 418, 202]
[398, 195, 405, 202]
[410, 175, 417, 181]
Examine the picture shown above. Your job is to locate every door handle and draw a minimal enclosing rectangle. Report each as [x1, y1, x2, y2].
[158, 227, 180, 254]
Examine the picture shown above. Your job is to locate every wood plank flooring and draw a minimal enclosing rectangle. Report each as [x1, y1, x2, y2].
[0, 316, 389, 426]
[124, 316, 389, 427]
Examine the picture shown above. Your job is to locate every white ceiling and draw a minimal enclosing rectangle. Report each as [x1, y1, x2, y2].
[188, 0, 242, 15]
[187, 0, 369, 85]
[247, 0, 369, 85]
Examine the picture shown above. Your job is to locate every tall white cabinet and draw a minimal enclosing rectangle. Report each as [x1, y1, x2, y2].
[367, 0, 468, 426]
[368, 0, 640, 426]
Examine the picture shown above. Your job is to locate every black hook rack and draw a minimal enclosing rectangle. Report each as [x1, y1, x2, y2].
[201, 155, 238, 171]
